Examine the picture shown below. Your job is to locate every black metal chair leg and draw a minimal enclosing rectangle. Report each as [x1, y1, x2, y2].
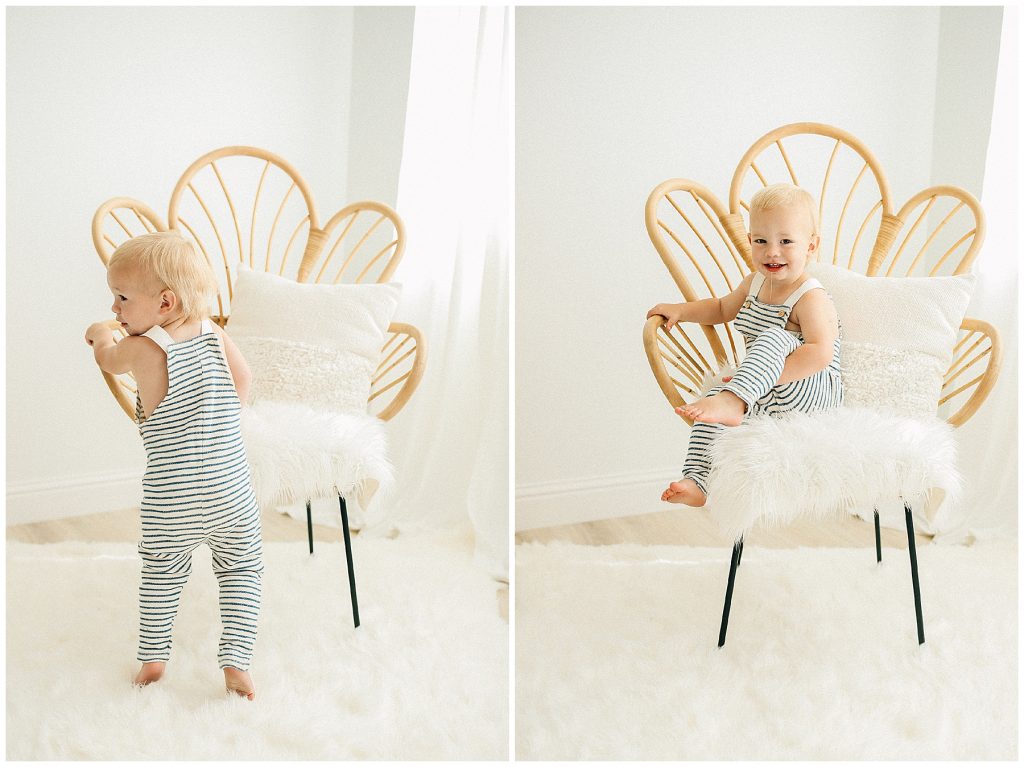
[339, 496, 360, 628]
[306, 500, 314, 555]
[874, 508, 882, 563]
[904, 504, 925, 644]
[718, 537, 743, 647]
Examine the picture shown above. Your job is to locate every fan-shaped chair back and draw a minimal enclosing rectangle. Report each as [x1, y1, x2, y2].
[644, 122, 999, 428]
[91, 147, 423, 422]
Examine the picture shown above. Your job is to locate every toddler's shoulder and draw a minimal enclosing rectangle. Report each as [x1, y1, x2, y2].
[120, 333, 167, 357]
[792, 281, 839, 326]
[795, 282, 832, 307]
[114, 333, 168, 376]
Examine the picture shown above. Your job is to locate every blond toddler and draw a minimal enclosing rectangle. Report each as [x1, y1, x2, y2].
[85, 231, 262, 700]
[647, 183, 844, 507]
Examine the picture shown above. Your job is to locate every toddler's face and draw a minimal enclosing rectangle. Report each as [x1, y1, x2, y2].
[107, 265, 166, 336]
[748, 204, 819, 285]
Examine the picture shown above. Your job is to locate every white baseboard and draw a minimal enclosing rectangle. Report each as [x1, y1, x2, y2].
[515, 469, 675, 531]
[6, 470, 143, 526]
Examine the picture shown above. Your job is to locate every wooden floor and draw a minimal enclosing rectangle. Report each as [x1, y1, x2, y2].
[7, 508, 508, 623]
[515, 507, 930, 549]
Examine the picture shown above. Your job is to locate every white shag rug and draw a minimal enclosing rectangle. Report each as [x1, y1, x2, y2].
[6, 532, 507, 760]
[516, 540, 1017, 760]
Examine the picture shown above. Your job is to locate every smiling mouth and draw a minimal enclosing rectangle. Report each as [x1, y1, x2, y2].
[764, 263, 786, 271]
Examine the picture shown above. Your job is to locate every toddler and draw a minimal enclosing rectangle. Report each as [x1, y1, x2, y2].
[647, 183, 843, 507]
[85, 231, 263, 700]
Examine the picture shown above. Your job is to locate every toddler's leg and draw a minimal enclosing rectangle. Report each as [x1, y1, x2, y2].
[662, 415, 724, 506]
[721, 327, 800, 411]
[679, 329, 798, 423]
[209, 512, 264, 673]
[756, 365, 843, 417]
[681, 328, 799, 425]
[137, 544, 195, 666]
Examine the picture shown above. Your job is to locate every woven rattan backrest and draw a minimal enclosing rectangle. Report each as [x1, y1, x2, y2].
[728, 122, 895, 276]
[167, 146, 320, 319]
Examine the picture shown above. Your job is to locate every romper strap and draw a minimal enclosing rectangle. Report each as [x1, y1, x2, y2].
[784, 277, 824, 308]
[141, 320, 214, 351]
[748, 272, 766, 297]
[141, 324, 174, 352]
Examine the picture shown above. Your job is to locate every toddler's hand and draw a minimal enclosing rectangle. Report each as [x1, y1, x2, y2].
[84, 322, 113, 347]
[646, 303, 685, 331]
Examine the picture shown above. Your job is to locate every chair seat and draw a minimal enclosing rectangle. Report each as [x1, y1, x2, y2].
[240, 400, 394, 514]
[706, 407, 961, 540]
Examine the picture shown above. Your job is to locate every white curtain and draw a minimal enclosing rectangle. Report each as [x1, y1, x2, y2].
[378, 6, 510, 580]
[936, 6, 1018, 542]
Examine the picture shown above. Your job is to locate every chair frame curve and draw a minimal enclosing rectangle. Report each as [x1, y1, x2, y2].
[168, 145, 321, 231]
[303, 199, 407, 285]
[728, 122, 899, 270]
[373, 321, 427, 423]
[886, 185, 986, 277]
[92, 197, 168, 264]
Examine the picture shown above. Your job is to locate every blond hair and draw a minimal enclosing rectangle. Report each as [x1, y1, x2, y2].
[749, 183, 819, 235]
[108, 232, 216, 322]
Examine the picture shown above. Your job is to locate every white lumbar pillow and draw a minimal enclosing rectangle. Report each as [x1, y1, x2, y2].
[227, 265, 401, 414]
[805, 261, 974, 370]
[805, 261, 975, 416]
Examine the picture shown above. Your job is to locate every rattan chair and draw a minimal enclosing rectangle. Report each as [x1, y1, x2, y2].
[91, 146, 427, 628]
[643, 122, 1002, 646]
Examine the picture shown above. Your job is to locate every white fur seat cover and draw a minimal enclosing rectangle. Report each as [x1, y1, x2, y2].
[705, 407, 960, 541]
[240, 400, 393, 517]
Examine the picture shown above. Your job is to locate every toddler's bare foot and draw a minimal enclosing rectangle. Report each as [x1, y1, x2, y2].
[677, 391, 746, 426]
[134, 661, 166, 686]
[661, 479, 707, 507]
[224, 667, 255, 701]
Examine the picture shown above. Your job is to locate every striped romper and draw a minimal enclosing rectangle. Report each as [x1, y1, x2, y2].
[135, 319, 263, 671]
[681, 274, 843, 495]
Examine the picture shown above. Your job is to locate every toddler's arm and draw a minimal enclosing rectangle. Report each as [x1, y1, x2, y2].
[775, 289, 839, 385]
[646, 273, 753, 330]
[85, 321, 143, 374]
[212, 324, 252, 406]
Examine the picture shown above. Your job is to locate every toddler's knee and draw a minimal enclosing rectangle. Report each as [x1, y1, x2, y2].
[756, 326, 799, 353]
[761, 326, 792, 342]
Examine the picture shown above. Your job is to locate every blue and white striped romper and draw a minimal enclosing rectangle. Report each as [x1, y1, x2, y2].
[135, 319, 263, 671]
[680, 274, 843, 495]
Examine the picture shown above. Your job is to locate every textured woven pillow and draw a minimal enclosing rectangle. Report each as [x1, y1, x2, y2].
[806, 261, 975, 415]
[227, 266, 401, 414]
[840, 342, 946, 418]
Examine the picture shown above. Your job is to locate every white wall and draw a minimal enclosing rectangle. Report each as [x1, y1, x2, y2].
[347, 6, 414, 206]
[6, 6, 411, 524]
[515, 6, 1005, 530]
[931, 6, 1003, 197]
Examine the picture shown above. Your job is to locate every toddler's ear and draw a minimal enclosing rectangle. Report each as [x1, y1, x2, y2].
[159, 289, 178, 312]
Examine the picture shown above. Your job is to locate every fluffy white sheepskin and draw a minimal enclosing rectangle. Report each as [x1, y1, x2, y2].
[706, 407, 960, 540]
[240, 400, 393, 521]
